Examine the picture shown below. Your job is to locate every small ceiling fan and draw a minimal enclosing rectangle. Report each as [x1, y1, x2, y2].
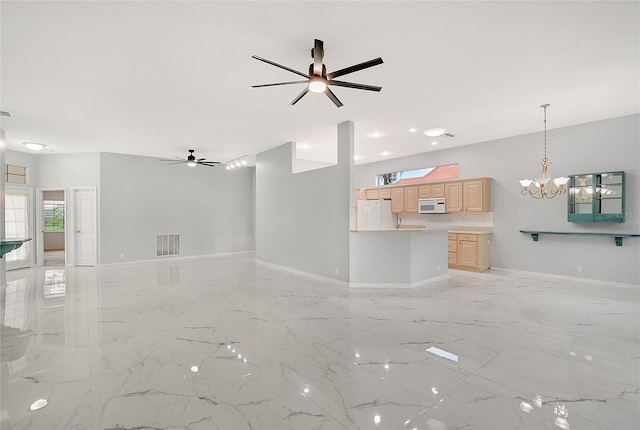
[161, 149, 221, 167]
[251, 39, 383, 108]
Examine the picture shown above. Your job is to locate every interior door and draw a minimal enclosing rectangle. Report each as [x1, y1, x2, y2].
[5, 187, 32, 270]
[74, 188, 97, 266]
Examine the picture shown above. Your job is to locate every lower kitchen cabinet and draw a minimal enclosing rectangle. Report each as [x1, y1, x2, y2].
[448, 232, 491, 272]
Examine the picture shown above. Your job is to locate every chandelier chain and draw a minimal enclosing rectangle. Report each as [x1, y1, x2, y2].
[542, 103, 548, 163]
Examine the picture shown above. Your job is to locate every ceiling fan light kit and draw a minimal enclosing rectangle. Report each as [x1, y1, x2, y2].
[251, 39, 383, 107]
[161, 149, 222, 168]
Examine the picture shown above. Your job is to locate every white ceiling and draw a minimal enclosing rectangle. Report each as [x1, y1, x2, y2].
[1, 1, 638, 166]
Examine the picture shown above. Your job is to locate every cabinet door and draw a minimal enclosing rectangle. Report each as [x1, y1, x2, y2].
[418, 185, 431, 199]
[457, 240, 479, 267]
[391, 188, 404, 213]
[378, 188, 392, 199]
[366, 189, 379, 200]
[448, 252, 457, 266]
[463, 180, 484, 212]
[445, 182, 463, 212]
[431, 183, 445, 198]
[404, 186, 418, 213]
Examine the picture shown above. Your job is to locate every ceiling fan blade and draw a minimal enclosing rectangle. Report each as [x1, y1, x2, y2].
[327, 57, 384, 79]
[290, 87, 309, 105]
[251, 80, 309, 88]
[324, 87, 343, 108]
[166, 162, 186, 165]
[327, 80, 382, 92]
[313, 39, 324, 76]
[251, 55, 309, 78]
[197, 158, 206, 161]
[200, 161, 221, 165]
[198, 163, 219, 167]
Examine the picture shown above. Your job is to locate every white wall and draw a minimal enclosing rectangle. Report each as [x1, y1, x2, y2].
[355, 114, 640, 285]
[99, 152, 254, 264]
[256, 121, 354, 282]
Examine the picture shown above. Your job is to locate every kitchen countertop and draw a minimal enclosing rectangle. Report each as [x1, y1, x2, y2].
[350, 228, 448, 233]
[448, 227, 493, 235]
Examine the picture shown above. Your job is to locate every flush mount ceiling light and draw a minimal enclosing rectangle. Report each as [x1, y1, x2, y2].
[368, 131, 384, 138]
[518, 104, 569, 199]
[408, 128, 417, 133]
[431, 141, 438, 146]
[251, 38, 383, 108]
[23, 142, 46, 151]
[380, 151, 391, 156]
[424, 128, 446, 137]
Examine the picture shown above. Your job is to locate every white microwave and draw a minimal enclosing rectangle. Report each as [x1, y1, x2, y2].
[418, 198, 446, 214]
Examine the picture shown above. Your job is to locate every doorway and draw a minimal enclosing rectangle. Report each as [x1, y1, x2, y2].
[38, 189, 66, 267]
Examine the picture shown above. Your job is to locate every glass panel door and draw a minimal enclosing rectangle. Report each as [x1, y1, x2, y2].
[5, 188, 32, 270]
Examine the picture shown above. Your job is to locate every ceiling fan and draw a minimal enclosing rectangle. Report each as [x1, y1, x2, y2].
[161, 149, 221, 168]
[251, 39, 383, 108]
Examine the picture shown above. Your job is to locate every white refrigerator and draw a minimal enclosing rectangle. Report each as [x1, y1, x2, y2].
[357, 199, 396, 230]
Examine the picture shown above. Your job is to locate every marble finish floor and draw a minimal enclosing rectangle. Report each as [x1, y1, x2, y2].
[1, 253, 638, 429]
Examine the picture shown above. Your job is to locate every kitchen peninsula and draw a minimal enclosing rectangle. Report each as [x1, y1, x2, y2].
[349, 228, 448, 288]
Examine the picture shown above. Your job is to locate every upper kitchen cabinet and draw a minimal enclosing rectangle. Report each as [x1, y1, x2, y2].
[418, 184, 431, 199]
[392, 186, 418, 214]
[431, 183, 445, 198]
[391, 187, 404, 213]
[405, 186, 419, 213]
[568, 171, 625, 223]
[445, 178, 491, 213]
[463, 178, 491, 212]
[366, 188, 379, 200]
[445, 182, 463, 212]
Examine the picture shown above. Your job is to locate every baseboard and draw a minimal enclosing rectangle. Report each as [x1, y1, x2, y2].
[255, 259, 349, 288]
[350, 274, 449, 289]
[99, 250, 255, 267]
[256, 259, 450, 289]
[491, 266, 639, 288]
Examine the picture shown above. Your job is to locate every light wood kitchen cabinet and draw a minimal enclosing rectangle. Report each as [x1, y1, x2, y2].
[445, 182, 463, 212]
[355, 188, 367, 203]
[366, 189, 379, 200]
[378, 188, 391, 199]
[431, 183, 445, 198]
[418, 184, 431, 199]
[391, 188, 404, 213]
[463, 178, 491, 212]
[391, 186, 418, 213]
[448, 232, 491, 272]
[404, 186, 418, 213]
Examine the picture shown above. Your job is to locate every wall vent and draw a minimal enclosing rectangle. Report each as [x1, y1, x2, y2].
[156, 234, 180, 257]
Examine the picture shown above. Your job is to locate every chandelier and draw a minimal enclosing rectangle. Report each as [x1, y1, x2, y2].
[519, 104, 569, 199]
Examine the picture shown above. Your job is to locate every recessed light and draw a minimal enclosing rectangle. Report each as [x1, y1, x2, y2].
[381, 151, 391, 156]
[30, 399, 48, 411]
[353, 155, 362, 161]
[368, 131, 384, 138]
[299, 143, 310, 150]
[23, 142, 46, 151]
[431, 141, 438, 146]
[424, 128, 446, 137]
[409, 128, 417, 133]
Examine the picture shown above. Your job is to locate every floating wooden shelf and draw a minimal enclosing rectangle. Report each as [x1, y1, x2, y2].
[0, 238, 32, 258]
[520, 230, 639, 247]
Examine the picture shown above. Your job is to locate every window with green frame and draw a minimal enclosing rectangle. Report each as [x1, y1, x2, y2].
[44, 202, 65, 231]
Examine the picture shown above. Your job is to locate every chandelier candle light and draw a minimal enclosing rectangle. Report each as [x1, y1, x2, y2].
[519, 104, 569, 199]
